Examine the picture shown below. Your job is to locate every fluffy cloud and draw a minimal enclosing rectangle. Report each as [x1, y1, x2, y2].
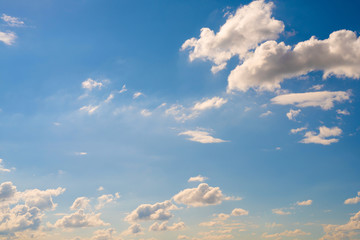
[173, 183, 224, 207]
[192, 97, 227, 111]
[96, 193, 120, 210]
[344, 192, 360, 205]
[188, 175, 208, 183]
[20, 187, 65, 211]
[296, 200, 312, 206]
[0, 181, 17, 202]
[271, 91, 350, 110]
[228, 30, 360, 92]
[122, 223, 143, 235]
[182, 0, 284, 73]
[70, 197, 91, 211]
[179, 130, 227, 144]
[263, 229, 310, 239]
[321, 210, 360, 240]
[301, 126, 342, 145]
[149, 221, 185, 231]
[125, 200, 177, 222]
[82, 78, 103, 90]
[54, 210, 108, 228]
[165, 104, 199, 122]
[286, 109, 301, 120]
[290, 127, 307, 134]
[1, 14, 24, 27]
[0, 31, 16, 45]
[91, 228, 117, 240]
[231, 208, 249, 216]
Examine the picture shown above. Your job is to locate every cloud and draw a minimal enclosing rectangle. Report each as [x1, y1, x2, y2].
[91, 228, 117, 240]
[125, 200, 177, 222]
[344, 192, 360, 204]
[140, 109, 152, 117]
[165, 104, 199, 122]
[54, 210, 108, 228]
[81, 78, 103, 90]
[321, 210, 360, 240]
[231, 208, 249, 216]
[296, 199, 312, 206]
[192, 97, 227, 111]
[0, 31, 16, 45]
[97, 186, 104, 191]
[173, 183, 224, 207]
[290, 127, 307, 134]
[149, 221, 185, 231]
[181, 0, 284, 73]
[122, 223, 143, 235]
[1, 14, 24, 27]
[188, 175, 208, 183]
[20, 187, 65, 211]
[301, 126, 342, 145]
[133, 92, 143, 99]
[179, 130, 227, 144]
[96, 193, 119, 210]
[214, 213, 230, 221]
[262, 229, 310, 239]
[119, 84, 127, 93]
[228, 30, 360, 92]
[0, 181, 17, 202]
[260, 110, 272, 117]
[0, 159, 11, 172]
[79, 105, 100, 115]
[70, 197, 90, 211]
[272, 209, 291, 215]
[105, 93, 114, 103]
[310, 84, 324, 90]
[75, 152, 88, 155]
[286, 109, 301, 120]
[271, 91, 350, 110]
[337, 109, 350, 115]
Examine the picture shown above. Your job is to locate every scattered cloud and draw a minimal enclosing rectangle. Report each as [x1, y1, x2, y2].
[81, 78, 103, 91]
[91, 228, 117, 240]
[272, 209, 291, 215]
[192, 97, 227, 111]
[344, 192, 360, 204]
[231, 208, 249, 216]
[290, 127, 307, 134]
[0, 31, 16, 45]
[321, 210, 360, 240]
[149, 221, 185, 231]
[0, 159, 11, 172]
[301, 126, 342, 145]
[271, 91, 350, 110]
[79, 105, 100, 115]
[133, 92, 143, 99]
[122, 223, 143, 235]
[1, 14, 24, 27]
[96, 193, 119, 210]
[104, 93, 114, 103]
[75, 152, 88, 156]
[337, 109, 350, 115]
[286, 109, 301, 120]
[260, 110, 272, 117]
[179, 130, 227, 143]
[70, 197, 90, 211]
[140, 109, 152, 117]
[188, 175, 208, 183]
[263, 229, 310, 239]
[97, 186, 104, 191]
[310, 84, 324, 90]
[296, 199, 312, 206]
[20, 187, 65, 211]
[119, 84, 127, 93]
[54, 210, 108, 228]
[125, 200, 177, 222]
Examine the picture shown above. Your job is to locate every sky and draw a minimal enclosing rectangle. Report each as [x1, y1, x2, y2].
[0, 0, 360, 239]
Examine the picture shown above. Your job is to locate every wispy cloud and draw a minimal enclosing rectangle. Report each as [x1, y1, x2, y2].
[179, 130, 227, 143]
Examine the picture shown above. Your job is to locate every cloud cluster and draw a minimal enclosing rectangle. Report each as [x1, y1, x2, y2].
[263, 229, 310, 239]
[0, 31, 16, 45]
[321, 210, 360, 240]
[1, 14, 24, 27]
[344, 192, 360, 205]
[149, 221, 185, 231]
[301, 126, 342, 145]
[125, 200, 177, 222]
[54, 210, 108, 228]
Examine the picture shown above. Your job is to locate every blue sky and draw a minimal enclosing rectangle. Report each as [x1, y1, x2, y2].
[0, 0, 360, 239]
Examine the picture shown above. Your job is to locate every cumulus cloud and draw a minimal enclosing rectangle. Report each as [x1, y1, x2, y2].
[262, 229, 310, 239]
[125, 200, 177, 222]
[321, 210, 360, 240]
[70, 197, 91, 211]
[165, 104, 199, 122]
[271, 91, 350, 110]
[301, 126, 342, 145]
[91, 228, 117, 240]
[149, 221, 185, 231]
[81, 78, 103, 90]
[272, 209, 291, 215]
[290, 127, 307, 134]
[96, 193, 120, 210]
[179, 130, 227, 144]
[231, 208, 249, 216]
[192, 97, 228, 111]
[54, 210, 108, 228]
[20, 187, 65, 211]
[286, 109, 301, 120]
[122, 223, 143, 235]
[173, 183, 224, 207]
[296, 199, 312, 206]
[228, 30, 360, 92]
[344, 192, 360, 205]
[310, 84, 324, 90]
[0, 31, 16, 45]
[188, 175, 208, 183]
[181, 0, 284, 73]
[1, 14, 24, 27]
[0, 182, 17, 202]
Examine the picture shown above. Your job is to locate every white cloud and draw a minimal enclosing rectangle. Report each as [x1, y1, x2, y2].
[81, 78, 103, 90]
[97, 186, 104, 191]
[337, 109, 350, 115]
[0, 181, 17, 202]
[286, 109, 301, 120]
[301, 126, 342, 145]
[119, 84, 127, 93]
[140, 109, 152, 117]
[54, 210, 108, 228]
[179, 130, 227, 144]
[133, 92, 143, 99]
[20, 187, 65, 211]
[70, 197, 90, 211]
[91, 228, 117, 240]
[260, 110, 272, 117]
[122, 223, 143, 235]
[125, 200, 177, 222]
[96, 193, 119, 210]
[310, 84, 324, 90]
[0, 159, 11, 172]
[165, 104, 199, 122]
[321, 210, 360, 240]
[181, 0, 284, 73]
[188, 175, 208, 183]
[271, 91, 350, 110]
[149, 221, 185, 231]
[266, 222, 283, 228]
[79, 105, 100, 115]
[173, 183, 224, 207]
[192, 97, 228, 111]
[296, 199, 312, 206]
[214, 213, 230, 221]
[1, 14, 24, 27]
[344, 192, 360, 205]
[75, 152, 88, 156]
[228, 30, 360, 92]
[231, 208, 249, 216]
[263, 229, 310, 239]
[272, 209, 291, 215]
[0, 31, 16, 45]
[290, 127, 307, 134]
[105, 93, 114, 103]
